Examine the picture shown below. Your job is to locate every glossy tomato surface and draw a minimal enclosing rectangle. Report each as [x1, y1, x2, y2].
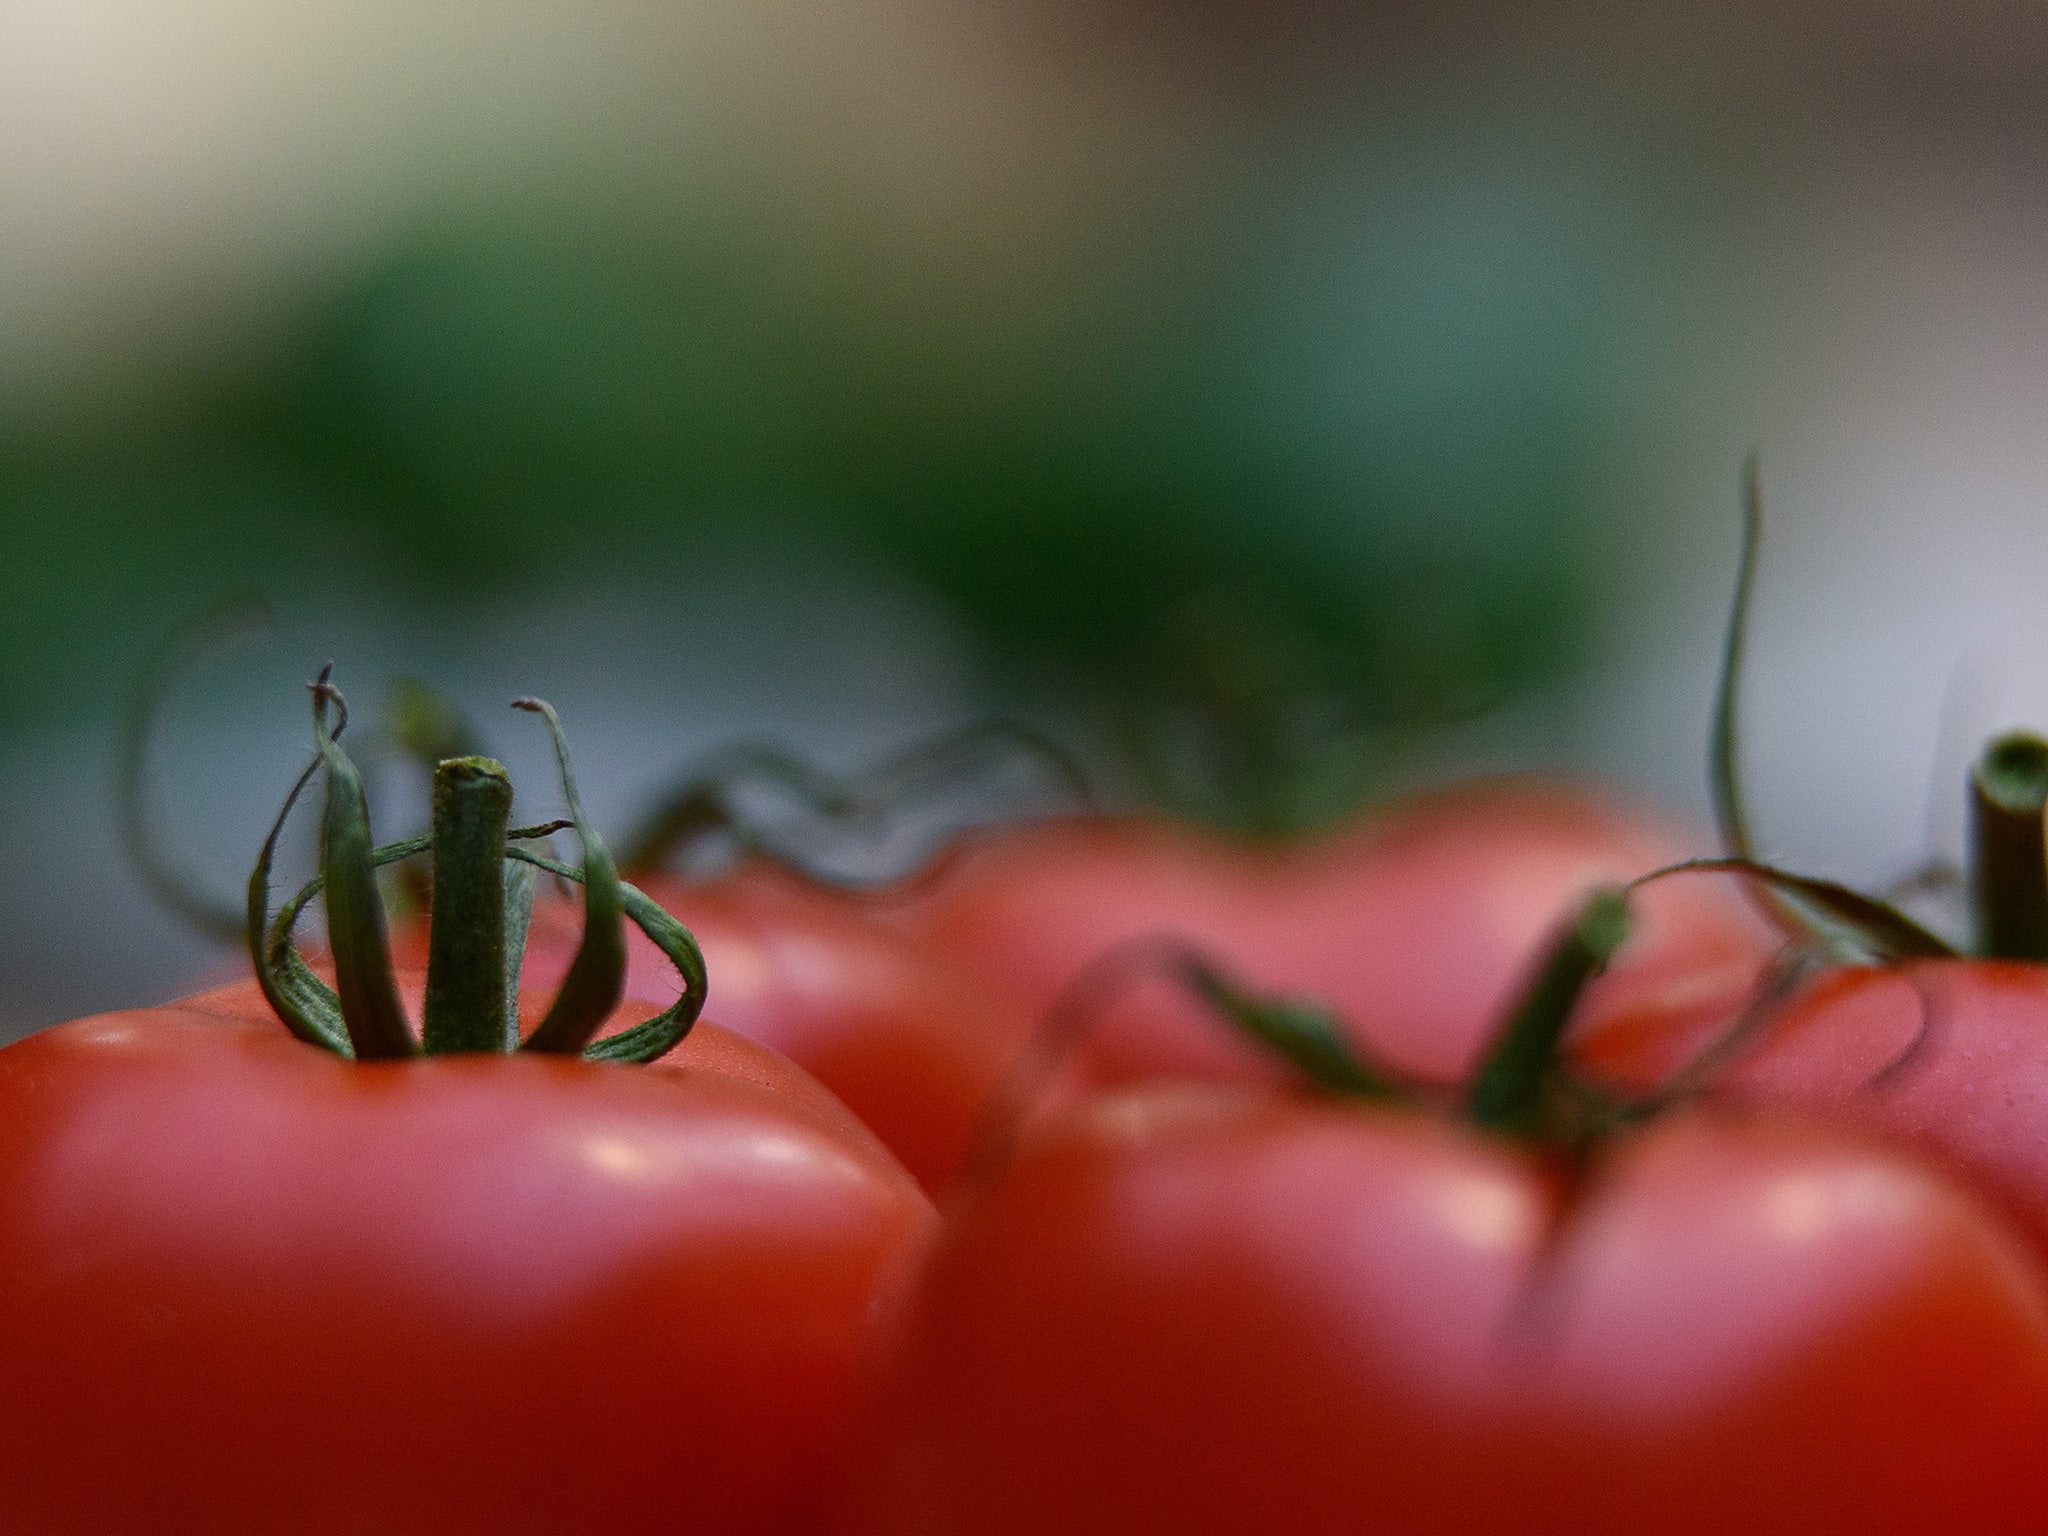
[0, 976, 935, 1536]
[421, 864, 1028, 1193]
[892, 780, 1779, 1089]
[834, 1085, 2048, 1535]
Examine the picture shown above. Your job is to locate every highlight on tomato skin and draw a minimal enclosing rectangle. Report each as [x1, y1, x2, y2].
[829, 1088, 2048, 1536]
[888, 778, 1780, 1091]
[0, 974, 937, 1536]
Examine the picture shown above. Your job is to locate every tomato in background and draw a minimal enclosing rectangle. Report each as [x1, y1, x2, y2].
[0, 976, 934, 1536]
[889, 779, 1779, 1090]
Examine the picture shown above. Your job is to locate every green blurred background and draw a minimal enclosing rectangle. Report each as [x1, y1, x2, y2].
[12, 0, 2048, 1032]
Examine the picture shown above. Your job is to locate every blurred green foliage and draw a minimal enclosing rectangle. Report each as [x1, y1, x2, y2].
[0, 140, 1634, 833]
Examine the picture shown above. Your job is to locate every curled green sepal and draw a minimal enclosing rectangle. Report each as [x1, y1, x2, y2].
[506, 848, 710, 1064]
[513, 699, 628, 1056]
[419, 757, 515, 1054]
[262, 828, 702, 1065]
[309, 676, 417, 1060]
[248, 738, 352, 1057]
[1629, 856, 1957, 963]
[1178, 961, 1398, 1098]
[1466, 889, 1632, 1136]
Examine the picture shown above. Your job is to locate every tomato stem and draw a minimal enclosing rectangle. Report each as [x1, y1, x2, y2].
[1466, 889, 1630, 1136]
[420, 757, 515, 1053]
[1969, 731, 2048, 961]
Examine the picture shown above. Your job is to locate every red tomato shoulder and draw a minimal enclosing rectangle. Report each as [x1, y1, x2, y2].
[0, 978, 936, 1536]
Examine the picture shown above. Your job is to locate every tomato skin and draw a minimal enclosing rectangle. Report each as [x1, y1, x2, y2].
[421, 864, 1028, 1194]
[1624, 960, 2048, 1266]
[0, 978, 935, 1536]
[834, 1087, 2048, 1536]
[895, 780, 1778, 1087]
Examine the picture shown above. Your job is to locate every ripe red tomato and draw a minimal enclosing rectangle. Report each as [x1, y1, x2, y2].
[1575, 960, 2048, 1270]
[0, 973, 936, 1536]
[890, 779, 1778, 1089]
[395, 863, 1030, 1194]
[832, 1085, 2048, 1535]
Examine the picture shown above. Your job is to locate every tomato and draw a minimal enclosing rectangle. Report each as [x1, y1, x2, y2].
[393, 863, 1029, 1194]
[1576, 961, 2048, 1269]
[8, 676, 943, 1533]
[890, 779, 1778, 1089]
[827, 888, 2048, 1533]
[831, 1079, 2048, 1534]
[0, 973, 934, 1535]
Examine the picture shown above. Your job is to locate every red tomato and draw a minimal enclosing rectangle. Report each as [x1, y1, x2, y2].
[0, 973, 935, 1536]
[395, 864, 1029, 1194]
[1582, 960, 2048, 1268]
[832, 1085, 2048, 1535]
[891, 779, 1778, 1088]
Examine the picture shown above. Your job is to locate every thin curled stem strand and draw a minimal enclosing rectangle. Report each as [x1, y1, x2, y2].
[619, 720, 1100, 883]
[1711, 458, 1852, 950]
[1627, 856, 1957, 961]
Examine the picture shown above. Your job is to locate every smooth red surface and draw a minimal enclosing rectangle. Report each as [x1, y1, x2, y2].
[416, 865, 1030, 1194]
[0, 977, 936, 1536]
[891, 780, 1780, 1089]
[835, 1086, 2048, 1535]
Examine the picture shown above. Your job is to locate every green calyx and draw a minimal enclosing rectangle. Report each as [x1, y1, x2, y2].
[247, 668, 706, 1064]
[1180, 887, 1638, 1147]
